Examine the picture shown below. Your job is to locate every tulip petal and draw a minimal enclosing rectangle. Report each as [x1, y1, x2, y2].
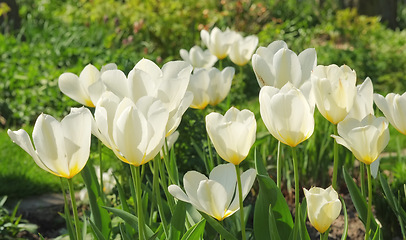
[197, 180, 228, 220]
[61, 108, 92, 178]
[168, 184, 190, 203]
[59, 72, 90, 106]
[134, 58, 162, 80]
[209, 163, 237, 208]
[33, 114, 68, 177]
[7, 129, 49, 172]
[102, 69, 129, 99]
[184, 171, 207, 211]
[273, 48, 301, 88]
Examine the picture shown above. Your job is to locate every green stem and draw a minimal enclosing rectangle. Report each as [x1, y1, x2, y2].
[320, 230, 329, 240]
[158, 155, 175, 213]
[219, 220, 224, 240]
[98, 140, 105, 204]
[67, 178, 81, 240]
[235, 164, 246, 240]
[292, 147, 299, 240]
[332, 124, 339, 190]
[207, 133, 215, 172]
[131, 165, 145, 240]
[360, 163, 366, 198]
[277, 141, 282, 189]
[153, 157, 169, 238]
[365, 164, 372, 240]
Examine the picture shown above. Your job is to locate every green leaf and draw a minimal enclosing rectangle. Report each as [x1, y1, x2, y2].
[89, 220, 106, 240]
[169, 201, 187, 239]
[200, 212, 237, 240]
[343, 167, 377, 231]
[181, 219, 206, 240]
[268, 204, 281, 240]
[340, 196, 348, 240]
[299, 201, 310, 240]
[254, 151, 294, 240]
[104, 206, 155, 239]
[82, 164, 111, 239]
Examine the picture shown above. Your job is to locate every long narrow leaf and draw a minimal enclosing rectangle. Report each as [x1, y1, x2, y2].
[254, 150, 294, 240]
[89, 220, 106, 240]
[343, 167, 377, 231]
[104, 206, 155, 238]
[169, 201, 187, 239]
[340, 196, 348, 240]
[181, 219, 206, 240]
[82, 164, 111, 239]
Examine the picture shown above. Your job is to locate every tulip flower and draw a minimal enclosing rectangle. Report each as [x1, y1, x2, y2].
[168, 163, 256, 221]
[7, 107, 92, 179]
[229, 34, 258, 66]
[374, 91, 406, 135]
[346, 77, 374, 121]
[311, 64, 357, 124]
[59, 63, 117, 107]
[200, 27, 238, 60]
[331, 114, 389, 165]
[304, 186, 342, 234]
[206, 107, 256, 165]
[187, 68, 211, 109]
[207, 67, 235, 106]
[102, 59, 193, 136]
[111, 96, 169, 166]
[259, 82, 315, 147]
[180, 45, 218, 69]
[252, 40, 317, 89]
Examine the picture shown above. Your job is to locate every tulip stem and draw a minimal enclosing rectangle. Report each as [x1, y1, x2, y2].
[292, 146, 299, 239]
[365, 164, 373, 240]
[332, 124, 339, 190]
[131, 165, 145, 240]
[360, 163, 366, 197]
[153, 157, 169, 238]
[98, 139, 105, 204]
[235, 164, 246, 240]
[320, 231, 328, 240]
[207, 133, 215, 172]
[67, 178, 82, 240]
[277, 140, 282, 189]
[60, 178, 74, 239]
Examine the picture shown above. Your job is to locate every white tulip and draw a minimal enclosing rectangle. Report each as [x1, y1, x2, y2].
[200, 27, 239, 60]
[259, 82, 314, 147]
[187, 68, 211, 109]
[346, 77, 374, 121]
[331, 114, 390, 165]
[112, 96, 169, 166]
[59, 63, 117, 107]
[168, 163, 256, 221]
[229, 34, 258, 66]
[252, 40, 317, 89]
[311, 64, 357, 124]
[374, 91, 406, 135]
[180, 45, 218, 69]
[206, 107, 256, 165]
[304, 186, 342, 233]
[8, 107, 92, 178]
[102, 59, 193, 136]
[207, 67, 235, 106]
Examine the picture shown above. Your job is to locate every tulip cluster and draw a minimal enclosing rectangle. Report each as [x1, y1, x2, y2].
[6, 25, 403, 240]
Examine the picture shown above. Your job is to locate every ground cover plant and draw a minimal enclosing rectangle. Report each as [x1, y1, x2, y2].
[2, 0, 406, 239]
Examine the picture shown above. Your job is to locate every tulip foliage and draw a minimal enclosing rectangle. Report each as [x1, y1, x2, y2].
[6, 26, 406, 240]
